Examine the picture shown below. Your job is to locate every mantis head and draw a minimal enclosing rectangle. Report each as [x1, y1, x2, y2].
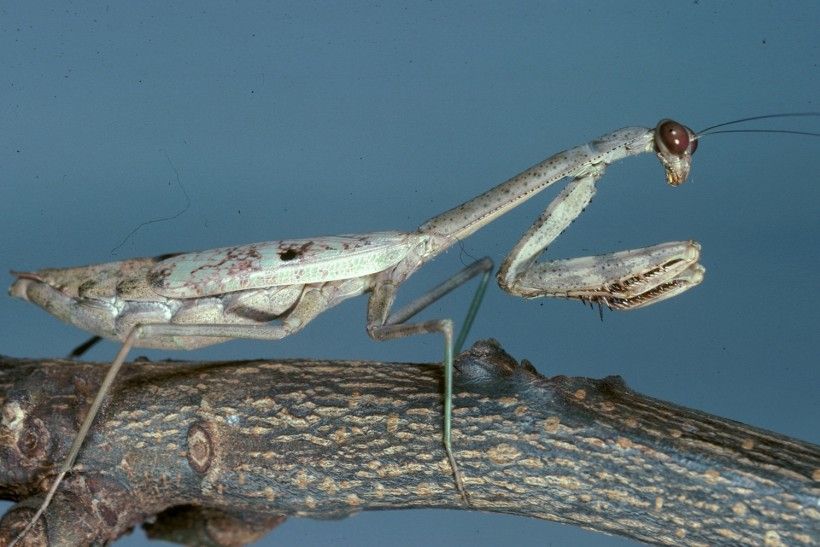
[653, 119, 697, 187]
[655, 112, 820, 187]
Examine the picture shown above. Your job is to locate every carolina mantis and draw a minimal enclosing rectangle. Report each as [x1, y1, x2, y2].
[7, 114, 816, 544]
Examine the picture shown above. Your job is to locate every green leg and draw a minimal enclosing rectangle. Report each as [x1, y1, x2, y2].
[454, 267, 492, 354]
[369, 256, 494, 505]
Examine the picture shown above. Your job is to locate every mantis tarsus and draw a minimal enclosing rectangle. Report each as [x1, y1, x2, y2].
[7, 113, 818, 544]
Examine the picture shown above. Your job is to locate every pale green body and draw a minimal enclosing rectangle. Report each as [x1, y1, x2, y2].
[9, 120, 703, 545]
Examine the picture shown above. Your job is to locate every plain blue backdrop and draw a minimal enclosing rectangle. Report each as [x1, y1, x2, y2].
[1, 2, 817, 545]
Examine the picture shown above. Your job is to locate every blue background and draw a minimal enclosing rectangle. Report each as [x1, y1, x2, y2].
[1, 2, 817, 545]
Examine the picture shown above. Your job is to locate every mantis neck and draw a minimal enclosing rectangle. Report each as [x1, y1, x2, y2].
[417, 126, 655, 258]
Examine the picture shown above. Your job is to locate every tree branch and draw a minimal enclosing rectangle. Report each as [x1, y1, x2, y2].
[0, 340, 816, 545]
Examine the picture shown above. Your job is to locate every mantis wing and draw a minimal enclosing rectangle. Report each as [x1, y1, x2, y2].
[149, 231, 416, 298]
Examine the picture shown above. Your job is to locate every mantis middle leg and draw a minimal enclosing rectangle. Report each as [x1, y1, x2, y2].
[366, 257, 494, 504]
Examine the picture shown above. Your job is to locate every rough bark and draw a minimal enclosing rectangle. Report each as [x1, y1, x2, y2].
[0, 340, 816, 546]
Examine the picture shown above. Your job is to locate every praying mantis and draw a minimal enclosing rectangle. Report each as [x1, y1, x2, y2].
[7, 114, 816, 544]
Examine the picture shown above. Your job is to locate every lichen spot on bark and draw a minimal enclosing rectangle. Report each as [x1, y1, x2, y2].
[2, 401, 24, 430]
[333, 427, 349, 444]
[616, 437, 632, 450]
[487, 443, 521, 465]
[319, 477, 339, 494]
[187, 422, 214, 475]
[764, 530, 784, 547]
[703, 469, 720, 484]
[295, 470, 311, 489]
[654, 496, 664, 511]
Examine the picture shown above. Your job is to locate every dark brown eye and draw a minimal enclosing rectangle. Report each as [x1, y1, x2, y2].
[658, 120, 691, 155]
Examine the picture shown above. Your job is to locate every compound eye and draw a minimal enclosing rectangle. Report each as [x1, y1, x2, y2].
[657, 120, 691, 155]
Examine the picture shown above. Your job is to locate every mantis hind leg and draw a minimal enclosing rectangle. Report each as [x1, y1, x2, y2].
[10, 330, 140, 546]
[11, 294, 327, 546]
[367, 256, 494, 504]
